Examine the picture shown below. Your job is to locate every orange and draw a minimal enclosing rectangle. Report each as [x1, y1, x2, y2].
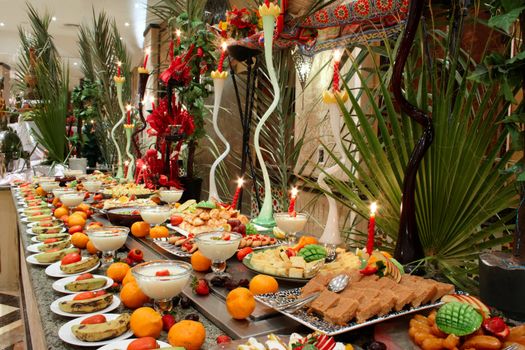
[131, 221, 150, 238]
[71, 232, 89, 249]
[52, 197, 61, 207]
[35, 186, 46, 197]
[226, 287, 256, 319]
[74, 203, 90, 212]
[71, 210, 88, 220]
[168, 320, 206, 350]
[122, 269, 136, 285]
[54, 206, 69, 218]
[106, 262, 130, 282]
[149, 225, 169, 238]
[130, 307, 163, 338]
[68, 214, 86, 228]
[120, 281, 149, 309]
[86, 240, 99, 255]
[249, 274, 279, 295]
[190, 251, 212, 272]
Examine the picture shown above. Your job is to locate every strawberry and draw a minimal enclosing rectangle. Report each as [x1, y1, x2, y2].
[162, 313, 176, 331]
[222, 233, 231, 241]
[156, 270, 170, 277]
[482, 316, 510, 339]
[216, 335, 232, 344]
[237, 247, 253, 261]
[192, 278, 209, 296]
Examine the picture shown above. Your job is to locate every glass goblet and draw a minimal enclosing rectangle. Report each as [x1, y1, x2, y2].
[158, 189, 184, 205]
[273, 212, 309, 245]
[139, 206, 171, 230]
[86, 226, 129, 266]
[194, 232, 242, 280]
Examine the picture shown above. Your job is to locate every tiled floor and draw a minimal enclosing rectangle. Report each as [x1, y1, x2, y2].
[0, 292, 24, 350]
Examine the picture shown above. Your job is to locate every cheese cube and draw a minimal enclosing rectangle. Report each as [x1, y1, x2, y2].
[290, 256, 306, 269]
[289, 268, 304, 278]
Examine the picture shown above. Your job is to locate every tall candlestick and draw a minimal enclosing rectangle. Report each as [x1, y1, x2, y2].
[143, 48, 150, 68]
[366, 202, 377, 255]
[231, 178, 244, 209]
[126, 104, 132, 124]
[288, 187, 298, 216]
[217, 42, 228, 73]
[124, 160, 129, 177]
[333, 49, 342, 92]
[117, 61, 122, 77]
[176, 29, 181, 46]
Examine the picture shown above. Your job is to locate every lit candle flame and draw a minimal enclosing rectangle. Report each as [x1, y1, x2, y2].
[142, 164, 147, 170]
[145, 48, 151, 55]
[291, 186, 299, 198]
[175, 29, 181, 37]
[333, 49, 343, 63]
[124, 160, 129, 166]
[221, 41, 228, 51]
[126, 104, 132, 111]
[237, 178, 244, 188]
[117, 61, 122, 67]
[370, 202, 377, 215]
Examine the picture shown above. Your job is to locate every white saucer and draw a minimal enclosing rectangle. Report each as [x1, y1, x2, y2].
[27, 220, 63, 228]
[50, 294, 120, 317]
[27, 243, 72, 253]
[96, 339, 170, 350]
[52, 275, 113, 294]
[58, 313, 132, 347]
[26, 227, 66, 235]
[45, 258, 100, 278]
[25, 254, 53, 266]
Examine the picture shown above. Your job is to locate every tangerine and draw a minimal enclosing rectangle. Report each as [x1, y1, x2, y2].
[122, 269, 136, 285]
[106, 262, 130, 282]
[249, 274, 279, 295]
[71, 210, 88, 220]
[168, 320, 206, 350]
[54, 206, 69, 218]
[131, 221, 150, 238]
[190, 251, 212, 272]
[71, 232, 89, 249]
[52, 197, 61, 207]
[120, 281, 149, 309]
[35, 186, 46, 197]
[149, 225, 169, 238]
[86, 240, 99, 255]
[68, 214, 86, 227]
[226, 287, 256, 319]
[74, 203, 90, 212]
[130, 307, 163, 338]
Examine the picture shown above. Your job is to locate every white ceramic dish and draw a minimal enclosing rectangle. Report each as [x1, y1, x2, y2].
[45, 258, 100, 278]
[26, 227, 66, 235]
[96, 339, 170, 350]
[25, 254, 53, 266]
[52, 275, 113, 294]
[26, 242, 72, 253]
[50, 294, 120, 317]
[58, 313, 132, 347]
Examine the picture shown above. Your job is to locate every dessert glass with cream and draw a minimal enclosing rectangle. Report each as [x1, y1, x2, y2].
[59, 192, 86, 207]
[132, 260, 192, 313]
[86, 226, 129, 265]
[274, 212, 308, 245]
[158, 189, 184, 204]
[140, 206, 171, 226]
[83, 180, 103, 193]
[194, 232, 242, 280]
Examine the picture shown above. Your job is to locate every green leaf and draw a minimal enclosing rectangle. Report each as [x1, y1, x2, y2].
[488, 6, 525, 33]
[467, 64, 489, 83]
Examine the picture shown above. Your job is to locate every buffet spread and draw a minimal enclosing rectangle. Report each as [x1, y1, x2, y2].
[11, 174, 525, 350]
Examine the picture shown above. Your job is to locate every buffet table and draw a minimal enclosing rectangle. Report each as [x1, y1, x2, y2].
[13, 188, 309, 349]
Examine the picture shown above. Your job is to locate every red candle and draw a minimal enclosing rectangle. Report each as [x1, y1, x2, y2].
[265, 0, 270, 6]
[366, 202, 377, 255]
[288, 187, 298, 216]
[124, 161, 129, 177]
[217, 42, 228, 73]
[231, 178, 244, 209]
[333, 49, 342, 92]
[126, 105, 132, 124]
[117, 61, 121, 77]
[143, 48, 150, 68]
[176, 29, 181, 46]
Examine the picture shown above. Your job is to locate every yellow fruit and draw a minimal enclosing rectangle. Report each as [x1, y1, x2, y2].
[71, 232, 89, 249]
[130, 307, 163, 338]
[86, 240, 99, 255]
[131, 221, 150, 238]
[190, 251, 212, 272]
[168, 320, 206, 350]
[149, 225, 169, 238]
[249, 274, 279, 295]
[226, 287, 255, 319]
[68, 214, 86, 228]
[120, 282, 149, 309]
[122, 269, 136, 285]
[106, 262, 130, 282]
[54, 206, 69, 218]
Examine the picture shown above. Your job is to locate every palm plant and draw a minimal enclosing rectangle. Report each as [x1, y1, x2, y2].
[16, 4, 69, 164]
[78, 10, 131, 166]
[311, 12, 517, 292]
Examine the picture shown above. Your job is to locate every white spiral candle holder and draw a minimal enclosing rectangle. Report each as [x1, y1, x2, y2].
[208, 72, 229, 202]
[112, 76, 126, 179]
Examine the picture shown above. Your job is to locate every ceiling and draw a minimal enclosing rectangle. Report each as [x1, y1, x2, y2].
[0, 0, 155, 87]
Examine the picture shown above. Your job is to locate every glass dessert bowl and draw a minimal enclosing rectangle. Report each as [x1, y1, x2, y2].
[159, 189, 184, 204]
[59, 192, 86, 207]
[39, 181, 59, 193]
[140, 206, 171, 226]
[194, 232, 242, 280]
[52, 187, 75, 198]
[86, 226, 129, 265]
[274, 212, 309, 245]
[83, 180, 102, 193]
[132, 260, 192, 313]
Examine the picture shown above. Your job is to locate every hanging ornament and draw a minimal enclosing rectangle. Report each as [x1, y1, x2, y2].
[291, 46, 313, 89]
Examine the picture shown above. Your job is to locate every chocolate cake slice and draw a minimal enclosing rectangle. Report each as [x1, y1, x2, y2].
[324, 297, 359, 325]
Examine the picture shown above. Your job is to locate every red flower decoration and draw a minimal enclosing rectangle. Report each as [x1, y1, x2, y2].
[159, 45, 195, 86]
[334, 5, 350, 21]
[315, 9, 330, 24]
[354, 0, 371, 17]
[377, 0, 393, 12]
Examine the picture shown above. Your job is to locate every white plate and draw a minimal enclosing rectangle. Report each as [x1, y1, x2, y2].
[18, 205, 50, 213]
[50, 294, 120, 317]
[27, 243, 73, 253]
[45, 258, 101, 278]
[25, 254, 54, 266]
[27, 220, 63, 228]
[96, 339, 170, 350]
[21, 216, 53, 223]
[26, 227, 66, 235]
[58, 313, 132, 347]
[53, 275, 113, 294]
